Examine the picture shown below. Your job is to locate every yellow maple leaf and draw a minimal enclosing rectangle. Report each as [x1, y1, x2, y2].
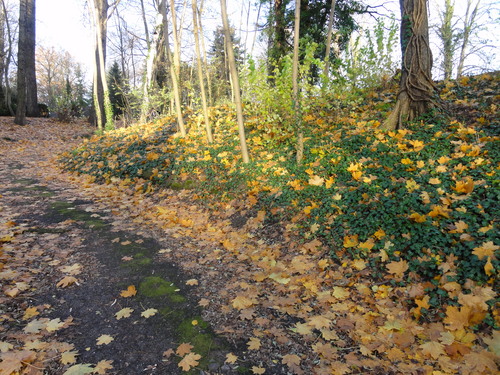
[294, 322, 313, 335]
[420, 341, 445, 359]
[453, 177, 474, 194]
[115, 308, 133, 320]
[225, 353, 238, 364]
[22, 307, 39, 320]
[386, 260, 409, 278]
[120, 285, 137, 298]
[472, 241, 499, 260]
[176, 342, 193, 356]
[444, 305, 471, 331]
[247, 337, 261, 350]
[359, 238, 375, 251]
[232, 295, 255, 310]
[251, 366, 266, 374]
[308, 175, 324, 186]
[178, 352, 201, 371]
[94, 360, 114, 374]
[409, 212, 426, 223]
[484, 257, 494, 276]
[186, 279, 198, 286]
[343, 234, 359, 248]
[46, 318, 64, 332]
[307, 315, 331, 329]
[282, 354, 301, 367]
[429, 177, 441, 185]
[60, 350, 78, 365]
[96, 335, 114, 346]
[140, 308, 158, 318]
[57, 276, 78, 288]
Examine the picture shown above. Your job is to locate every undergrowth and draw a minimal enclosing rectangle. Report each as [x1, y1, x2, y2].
[60, 72, 499, 324]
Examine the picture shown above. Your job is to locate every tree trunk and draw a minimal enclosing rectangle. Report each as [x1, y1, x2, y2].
[439, 0, 455, 80]
[90, 0, 113, 130]
[381, 0, 435, 131]
[292, 0, 303, 164]
[15, 0, 28, 125]
[140, 11, 161, 123]
[220, 0, 250, 163]
[196, 1, 212, 105]
[25, 0, 38, 117]
[1, 0, 13, 115]
[456, 0, 479, 78]
[161, 0, 186, 136]
[192, 0, 213, 143]
[322, 0, 337, 84]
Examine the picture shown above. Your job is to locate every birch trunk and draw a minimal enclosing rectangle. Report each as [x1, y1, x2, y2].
[192, 0, 213, 143]
[220, 0, 249, 163]
[161, 0, 186, 136]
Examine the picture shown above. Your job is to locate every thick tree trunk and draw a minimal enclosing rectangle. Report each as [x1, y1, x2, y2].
[220, 0, 249, 163]
[15, 0, 28, 125]
[192, 0, 213, 143]
[25, 0, 38, 117]
[381, 0, 435, 130]
[90, 0, 113, 130]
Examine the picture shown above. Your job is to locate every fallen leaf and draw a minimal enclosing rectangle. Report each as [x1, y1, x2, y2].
[0, 342, 14, 353]
[282, 353, 301, 367]
[198, 298, 210, 307]
[96, 335, 114, 346]
[247, 337, 261, 350]
[252, 366, 266, 374]
[46, 318, 64, 332]
[225, 353, 238, 364]
[141, 308, 158, 318]
[178, 352, 201, 371]
[62, 363, 94, 375]
[176, 342, 193, 356]
[120, 285, 137, 297]
[420, 341, 445, 359]
[232, 295, 254, 310]
[386, 260, 409, 278]
[61, 350, 78, 365]
[22, 307, 39, 320]
[115, 307, 134, 320]
[94, 359, 114, 374]
[57, 276, 78, 288]
[186, 279, 198, 286]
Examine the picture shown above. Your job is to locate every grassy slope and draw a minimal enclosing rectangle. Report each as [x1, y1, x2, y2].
[60, 73, 499, 371]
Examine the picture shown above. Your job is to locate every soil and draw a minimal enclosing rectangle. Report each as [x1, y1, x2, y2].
[0, 118, 262, 375]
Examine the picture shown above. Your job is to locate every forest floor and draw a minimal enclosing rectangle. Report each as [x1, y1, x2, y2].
[0, 74, 499, 375]
[0, 118, 266, 375]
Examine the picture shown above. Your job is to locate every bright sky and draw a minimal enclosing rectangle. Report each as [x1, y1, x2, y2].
[36, 0, 499, 81]
[37, 0, 94, 74]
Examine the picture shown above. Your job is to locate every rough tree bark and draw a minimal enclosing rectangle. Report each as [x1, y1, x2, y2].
[15, 0, 28, 125]
[89, 0, 114, 130]
[381, 0, 436, 131]
[192, 0, 213, 143]
[220, 0, 249, 163]
[25, 0, 38, 117]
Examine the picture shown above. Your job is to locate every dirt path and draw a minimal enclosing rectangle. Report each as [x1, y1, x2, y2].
[0, 119, 252, 374]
